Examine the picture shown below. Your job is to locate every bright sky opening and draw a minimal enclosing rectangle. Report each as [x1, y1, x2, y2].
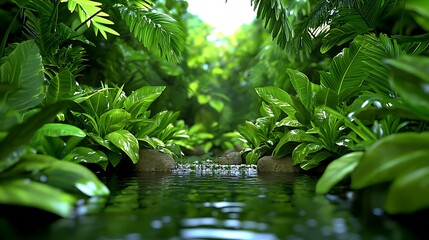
[186, 0, 256, 36]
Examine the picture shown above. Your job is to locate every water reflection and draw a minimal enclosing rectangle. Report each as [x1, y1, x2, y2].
[180, 228, 277, 240]
[4, 170, 417, 240]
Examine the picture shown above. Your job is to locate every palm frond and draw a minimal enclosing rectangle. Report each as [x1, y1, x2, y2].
[267, 0, 399, 59]
[320, 0, 398, 53]
[358, 34, 402, 96]
[115, 4, 185, 62]
[392, 33, 429, 56]
[64, 0, 119, 39]
[320, 38, 369, 102]
[251, 0, 294, 49]
[320, 32, 405, 102]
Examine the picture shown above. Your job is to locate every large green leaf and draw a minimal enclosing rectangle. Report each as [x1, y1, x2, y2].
[351, 132, 429, 189]
[291, 142, 324, 165]
[123, 86, 165, 118]
[405, 0, 429, 31]
[287, 68, 315, 112]
[0, 179, 76, 218]
[0, 40, 44, 111]
[45, 69, 77, 104]
[314, 87, 339, 108]
[5, 154, 110, 197]
[237, 121, 263, 148]
[300, 150, 331, 170]
[62, 147, 108, 169]
[0, 103, 20, 131]
[105, 130, 139, 164]
[100, 109, 131, 134]
[385, 56, 429, 119]
[273, 129, 320, 158]
[32, 123, 86, 143]
[316, 152, 363, 194]
[385, 166, 429, 214]
[0, 101, 75, 170]
[320, 40, 368, 102]
[256, 86, 295, 116]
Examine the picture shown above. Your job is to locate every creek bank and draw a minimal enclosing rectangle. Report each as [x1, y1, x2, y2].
[133, 149, 324, 174]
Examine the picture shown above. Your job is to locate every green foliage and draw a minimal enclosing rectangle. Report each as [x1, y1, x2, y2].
[385, 56, 429, 119]
[250, 0, 398, 60]
[116, 4, 185, 62]
[0, 40, 44, 112]
[0, 179, 76, 218]
[316, 54, 429, 214]
[351, 132, 429, 214]
[65, 0, 119, 39]
[0, 154, 109, 217]
[316, 152, 363, 194]
[69, 85, 184, 166]
[0, 38, 109, 218]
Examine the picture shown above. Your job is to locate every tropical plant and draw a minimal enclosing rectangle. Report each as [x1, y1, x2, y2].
[0, 40, 109, 217]
[316, 55, 429, 214]
[67, 84, 187, 167]
[250, 0, 399, 61]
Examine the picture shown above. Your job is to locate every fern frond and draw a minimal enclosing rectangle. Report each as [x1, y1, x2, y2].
[116, 4, 185, 62]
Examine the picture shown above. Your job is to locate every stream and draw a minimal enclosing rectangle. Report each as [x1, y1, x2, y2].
[0, 162, 420, 240]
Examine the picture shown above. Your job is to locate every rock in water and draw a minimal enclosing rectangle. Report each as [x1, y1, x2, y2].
[213, 151, 244, 165]
[257, 155, 301, 173]
[135, 149, 176, 172]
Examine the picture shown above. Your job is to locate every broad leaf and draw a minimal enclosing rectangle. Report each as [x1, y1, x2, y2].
[5, 154, 110, 197]
[100, 109, 131, 134]
[32, 123, 86, 143]
[123, 86, 165, 118]
[105, 130, 139, 164]
[62, 147, 108, 169]
[291, 142, 324, 165]
[0, 101, 75, 169]
[300, 150, 331, 170]
[256, 86, 295, 116]
[385, 56, 429, 119]
[0, 40, 44, 111]
[316, 152, 363, 194]
[287, 68, 314, 112]
[273, 129, 320, 158]
[351, 132, 429, 189]
[0, 179, 76, 218]
[45, 69, 77, 104]
[314, 87, 339, 108]
[320, 40, 368, 102]
[385, 166, 429, 214]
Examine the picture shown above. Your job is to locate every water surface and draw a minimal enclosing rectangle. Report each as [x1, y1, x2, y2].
[1, 166, 419, 240]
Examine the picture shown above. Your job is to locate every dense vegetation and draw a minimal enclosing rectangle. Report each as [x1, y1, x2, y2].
[1, 0, 429, 219]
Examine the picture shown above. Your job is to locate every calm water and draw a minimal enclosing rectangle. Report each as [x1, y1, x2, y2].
[0, 167, 420, 240]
